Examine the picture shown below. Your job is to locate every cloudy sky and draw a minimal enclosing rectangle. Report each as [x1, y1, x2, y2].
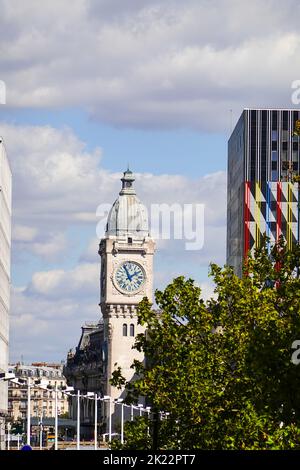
[0, 0, 299, 363]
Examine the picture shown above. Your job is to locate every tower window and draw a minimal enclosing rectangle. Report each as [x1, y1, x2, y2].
[130, 324, 135, 337]
[128, 237, 133, 244]
[123, 324, 127, 336]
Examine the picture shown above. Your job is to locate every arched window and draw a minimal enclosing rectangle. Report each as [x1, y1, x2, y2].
[123, 324, 127, 336]
[130, 324, 135, 337]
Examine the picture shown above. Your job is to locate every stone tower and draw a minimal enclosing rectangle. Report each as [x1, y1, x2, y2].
[99, 169, 155, 404]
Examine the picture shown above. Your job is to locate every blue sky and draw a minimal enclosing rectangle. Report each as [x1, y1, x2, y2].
[1, 0, 299, 363]
[0, 107, 228, 177]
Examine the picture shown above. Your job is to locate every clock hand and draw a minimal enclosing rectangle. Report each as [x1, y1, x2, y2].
[131, 271, 140, 278]
[124, 264, 132, 281]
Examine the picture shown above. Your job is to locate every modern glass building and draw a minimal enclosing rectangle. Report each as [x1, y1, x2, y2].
[227, 109, 300, 275]
[0, 139, 11, 450]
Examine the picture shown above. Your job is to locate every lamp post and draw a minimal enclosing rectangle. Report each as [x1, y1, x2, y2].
[54, 382, 58, 450]
[138, 403, 143, 417]
[39, 413, 43, 450]
[115, 398, 124, 444]
[27, 377, 31, 446]
[146, 407, 151, 437]
[103, 396, 111, 443]
[121, 402, 124, 445]
[94, 393, 98, 450]
[77, 390, 80, 450]
[130, 404, 134, 422]
[7, 422, 10, 450]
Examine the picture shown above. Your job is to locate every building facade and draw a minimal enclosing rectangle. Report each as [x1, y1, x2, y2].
[99, 169, 155, 409]
[64, 169, 155, 434]
[227, 108, 300, 275]
[63, 322, 105, 438]
[7, 363, 69, 423]
[0, 139, 12, 449]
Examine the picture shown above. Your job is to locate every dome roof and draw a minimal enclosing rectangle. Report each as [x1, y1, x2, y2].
[106, 170, 149, 238]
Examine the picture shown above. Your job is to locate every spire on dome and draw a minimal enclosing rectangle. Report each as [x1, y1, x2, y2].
[105, 168, 149, 239]
[120, 168, 136, 195]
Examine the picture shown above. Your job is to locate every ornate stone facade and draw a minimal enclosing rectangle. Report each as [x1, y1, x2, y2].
[63, 322, 105, 438]
[64, 169, 155, 435]
[7, 363, 69, 422]
[99, 170, 155, 428]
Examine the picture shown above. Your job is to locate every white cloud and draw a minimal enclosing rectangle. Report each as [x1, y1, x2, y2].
[2, 122, 226, 264]
[1, 0, 300, 130]
[29, 233, 67, 259]
[2, 121, 226, 362]
[10, 286, 99, 362]
[26, 263, 99, 299]
[13, 225, 37, 242]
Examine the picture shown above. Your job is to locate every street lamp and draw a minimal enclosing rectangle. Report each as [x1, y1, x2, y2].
[130, 404, 134, 422]
[39, 413, 43, 450]
[83, 392, 97, 450]
[54, 382, 58, 450]
[16, 433, 21, 450]
[138, 403, 143, 417]
[27, 378, 31, 446]
[115, 398, 124, 444]
[77, 390, 80, 450]
[6, 422, 11, 451]
[103, 396, 111, 443]
[8, 376, 48, 447]
[146, 406, 151, 437]
[39, 383, 74, 451]
[94, 393, 98, 450]
[0, 372, 15, 381]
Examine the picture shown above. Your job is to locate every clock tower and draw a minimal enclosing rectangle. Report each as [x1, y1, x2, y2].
[99, 169, 155, 404]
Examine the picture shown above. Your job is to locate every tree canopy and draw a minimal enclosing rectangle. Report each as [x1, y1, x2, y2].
[111, 239, 300, 449]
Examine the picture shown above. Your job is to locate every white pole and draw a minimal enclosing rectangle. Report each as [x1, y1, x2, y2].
[130, 404, 133, 421]
[27, 378, 31, 446]
[77, 390, 80, 450]
[94, 393, 97, 451]
[17, 434, 20, 450]
[108, 398, 112, 443]
[39, 414, 43, 450]
[147, 408, 150, 436]
[54, 383, 58, 450]
[7, 424, 10, 451]
[121, 403, 124, 445]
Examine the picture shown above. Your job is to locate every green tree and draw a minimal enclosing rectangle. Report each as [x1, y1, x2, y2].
[111, 239, 300, 449]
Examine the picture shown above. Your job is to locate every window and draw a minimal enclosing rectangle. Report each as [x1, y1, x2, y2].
[128, 237, 133, 244]
[272, 151, 277, 162]
[130, 324, 135, 337]
[272, 130, 278, 141]
[271, 170, 278, 181]
[282, 130, 289, 142]
[271, 161, 277, 170]
[123, 324, 127, 336]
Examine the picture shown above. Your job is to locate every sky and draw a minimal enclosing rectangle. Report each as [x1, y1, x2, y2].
[1, 0, 299, 363]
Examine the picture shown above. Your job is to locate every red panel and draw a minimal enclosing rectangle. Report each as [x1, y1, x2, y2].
[276, 182, 282, 241]
[244, 181, 250, 259]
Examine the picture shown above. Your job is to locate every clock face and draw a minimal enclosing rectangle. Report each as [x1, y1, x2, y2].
[114, 261, 145, 293]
